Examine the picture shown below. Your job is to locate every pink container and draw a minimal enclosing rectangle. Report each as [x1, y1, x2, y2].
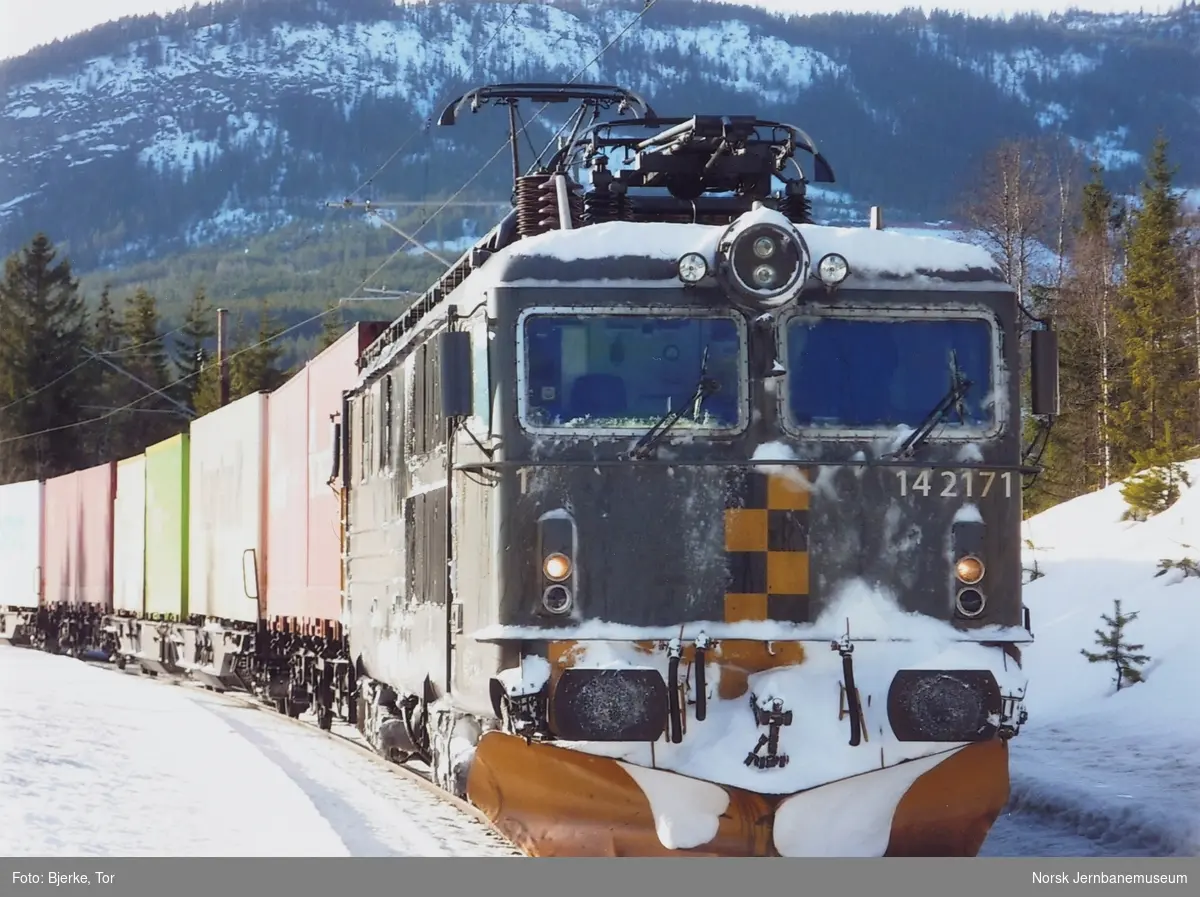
[266, 362, 309, 625]
[266, 322, 387, 632]
[42, 462, 116, 609]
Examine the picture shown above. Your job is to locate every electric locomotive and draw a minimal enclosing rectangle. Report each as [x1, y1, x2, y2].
[341, 83, 1055, 857]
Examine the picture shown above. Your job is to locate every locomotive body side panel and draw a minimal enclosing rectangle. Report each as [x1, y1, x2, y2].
[347, 348, 449, 698]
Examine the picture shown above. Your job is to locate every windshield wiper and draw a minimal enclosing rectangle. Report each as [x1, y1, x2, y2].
[627, 347, 721, 461]
[890, 352, 973, 460]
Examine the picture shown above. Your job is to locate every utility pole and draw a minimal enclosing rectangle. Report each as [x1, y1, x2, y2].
[217, 307, 230, 407]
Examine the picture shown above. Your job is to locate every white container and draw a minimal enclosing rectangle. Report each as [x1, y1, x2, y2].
[113, 455, 146, 614]
[0, 478, 43, 609]
[188, 391, 269, 623]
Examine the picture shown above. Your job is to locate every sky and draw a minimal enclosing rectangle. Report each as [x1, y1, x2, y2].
[0, 0, 1181, 62]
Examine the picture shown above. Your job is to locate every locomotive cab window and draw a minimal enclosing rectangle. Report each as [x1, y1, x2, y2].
[518, 309, 746, 433]
[782, 309, 999, 436]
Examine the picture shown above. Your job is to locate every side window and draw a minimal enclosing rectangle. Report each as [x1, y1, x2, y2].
[361, 392, 373, 482]
[380, 376, 393, 473]
[470, 315, 491, 434]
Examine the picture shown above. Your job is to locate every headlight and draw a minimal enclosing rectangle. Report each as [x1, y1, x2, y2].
[816, 253, 850, 286]
[716, 215, 811, 309]
[955, 556, 985, 585]
[677, 252, 708, 284]
[543, 553, 572, 582]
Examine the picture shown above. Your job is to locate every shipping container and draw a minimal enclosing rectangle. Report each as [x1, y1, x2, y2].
[266, 364, 308, 626]
[188, 391, 268, 623]
[112, 455, 146, 615]
[0, 479, 44, 609]
[42, 462, 116, 608]
[265, 323, 387, 629]
[145, 433, 190, 619]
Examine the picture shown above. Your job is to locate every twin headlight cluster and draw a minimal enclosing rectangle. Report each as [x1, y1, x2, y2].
[676, 215, 849, 306]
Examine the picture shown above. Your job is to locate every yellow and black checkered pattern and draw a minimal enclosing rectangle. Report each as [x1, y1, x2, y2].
[723, 469, 811, 623]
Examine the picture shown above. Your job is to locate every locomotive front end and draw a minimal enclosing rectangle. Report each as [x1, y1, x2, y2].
[464, 200, 1044, 856]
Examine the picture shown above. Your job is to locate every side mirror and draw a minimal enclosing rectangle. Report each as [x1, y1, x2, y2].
[1030, 328, 1059, 417]
[242, 549, 260, 602]
[439, 329, 474, 418]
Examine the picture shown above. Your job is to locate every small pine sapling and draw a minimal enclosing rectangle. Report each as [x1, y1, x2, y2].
[1080, 599, 1151, 691]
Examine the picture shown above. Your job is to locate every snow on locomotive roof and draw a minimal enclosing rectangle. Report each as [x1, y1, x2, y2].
[478, 209, 1005, 285]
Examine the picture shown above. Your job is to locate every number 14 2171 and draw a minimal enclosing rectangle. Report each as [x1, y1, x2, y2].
[896, 469, 1015, 499]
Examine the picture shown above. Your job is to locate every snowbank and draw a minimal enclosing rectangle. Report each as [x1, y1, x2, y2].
[1012, 460, 1200, 855]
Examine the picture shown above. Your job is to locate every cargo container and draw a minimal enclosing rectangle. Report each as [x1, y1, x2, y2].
[144, 433, 190, 620]
[43, 462, 116, 609]
[188, 390, 268, 625]
[264, 322, 387, 631]
[266, 364, 309, 627]
[0, 479, 44, 644]
[112, 455, 146, 615]
[0, 478, 44, 609]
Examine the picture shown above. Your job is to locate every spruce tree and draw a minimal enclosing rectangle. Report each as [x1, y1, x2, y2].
[1080, 598, 1150, 691]
[117, 287, 178, 451]
[1109, 134, 1193, 478]
[174, 286, 216, 413]
[230, 299, 288, 400]
[85, 285, 126, 462]
[0, 233, 94, 481]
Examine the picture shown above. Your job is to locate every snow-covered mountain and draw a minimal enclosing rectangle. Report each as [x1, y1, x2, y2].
[1, 0, 1198, 271]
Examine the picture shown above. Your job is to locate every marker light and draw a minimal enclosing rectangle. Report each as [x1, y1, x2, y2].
[543, 553, 572, 582]
[543, 585, 573, 615]
[956, 588, 986, 618]
[817, 253, 850, 285]
[955, 556, 985, 585]
[677, 253, 708, 284]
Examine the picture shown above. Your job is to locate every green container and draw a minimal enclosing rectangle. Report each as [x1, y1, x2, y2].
[144, 433, 190, 619]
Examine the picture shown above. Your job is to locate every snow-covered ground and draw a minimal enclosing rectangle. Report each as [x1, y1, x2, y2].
[979, 461, 1200, 856]
[0, 648, 516, 856]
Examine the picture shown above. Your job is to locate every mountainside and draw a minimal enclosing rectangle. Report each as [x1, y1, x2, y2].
[2, 0, 1199, 273]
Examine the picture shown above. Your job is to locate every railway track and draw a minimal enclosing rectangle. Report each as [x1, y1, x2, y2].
[74, 653, 524, 857]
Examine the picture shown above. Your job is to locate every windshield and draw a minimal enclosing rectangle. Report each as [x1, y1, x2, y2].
[784, 314, 994, 431]
[522, 312, 743, 430]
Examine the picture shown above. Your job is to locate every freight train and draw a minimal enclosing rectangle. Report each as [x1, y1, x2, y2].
[0, 83, 1058, 857]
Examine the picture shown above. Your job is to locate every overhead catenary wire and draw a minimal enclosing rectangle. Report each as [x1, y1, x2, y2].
[0, 0, 663, 447]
